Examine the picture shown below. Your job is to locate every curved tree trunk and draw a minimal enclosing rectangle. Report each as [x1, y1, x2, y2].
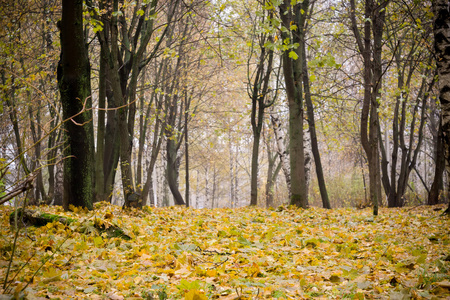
[167, 138, 185, 205]
[271, 113, 291, 198]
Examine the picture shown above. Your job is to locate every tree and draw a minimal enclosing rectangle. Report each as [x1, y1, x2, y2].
[270, 111, 291, 198]
[301, 1, 330, 209]
[428, 122, 445, 205]
[349, 0, 389, 215]
[87, 0, 183, 207]
[278, 0, 310, 208]
[264, 124, 282, 207]
[57, 0, 95, 210]
[248, 1, 277, 206]
[379, 2, 435, 208]
[433, 0, 450, 213]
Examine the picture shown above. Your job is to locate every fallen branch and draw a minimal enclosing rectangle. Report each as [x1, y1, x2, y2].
[8, 209, 131, 240]
[0, 180, 34, 206]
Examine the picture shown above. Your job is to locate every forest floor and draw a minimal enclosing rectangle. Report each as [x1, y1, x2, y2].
[1, 202, 449, 299]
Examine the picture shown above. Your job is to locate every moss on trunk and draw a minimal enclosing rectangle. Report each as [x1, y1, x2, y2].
[9, 209, 130, 240]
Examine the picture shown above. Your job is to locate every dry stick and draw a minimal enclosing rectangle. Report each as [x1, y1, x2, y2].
[4, 252, 35, 292]
[3, 190, 31, 291]
[0, 181, 33, 205]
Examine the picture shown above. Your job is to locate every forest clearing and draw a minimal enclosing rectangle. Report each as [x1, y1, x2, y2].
[1, 203, 449, 299]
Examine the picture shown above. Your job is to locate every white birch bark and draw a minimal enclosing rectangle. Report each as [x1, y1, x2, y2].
[304, 125, 312, 199]
[270, 113, 291, 198]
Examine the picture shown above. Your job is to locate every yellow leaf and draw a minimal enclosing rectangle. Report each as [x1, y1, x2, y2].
[104, 212, 113, 219]
[93, 236, 103, 247]
[185, 289, 208, 300]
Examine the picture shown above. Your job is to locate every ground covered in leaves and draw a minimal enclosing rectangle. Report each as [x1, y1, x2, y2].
[1, 203, 449, 299]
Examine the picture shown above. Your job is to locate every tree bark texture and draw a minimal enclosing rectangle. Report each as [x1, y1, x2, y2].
[302, 40, 331, 209]
[428, 122, 446, 205]
[57, 0, 94, 210]
[433, 0, 450, 212]
[349, 0, 389, 215]
[270, 113, 291, 198]
[279, 0, 309, 208]
[249, 10, 275, 206]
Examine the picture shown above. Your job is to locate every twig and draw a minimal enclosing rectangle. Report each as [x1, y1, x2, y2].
[3, 190, 30, 290]
[0, 181, 34, 206]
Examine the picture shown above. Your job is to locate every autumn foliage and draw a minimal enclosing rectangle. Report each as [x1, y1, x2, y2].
[1, 203, 449, 299]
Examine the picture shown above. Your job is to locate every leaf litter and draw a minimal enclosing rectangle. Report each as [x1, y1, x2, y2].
[0, 202, 449, 299]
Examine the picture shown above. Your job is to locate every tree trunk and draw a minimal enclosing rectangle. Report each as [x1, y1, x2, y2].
[433, 0, 450, 213]
[57, 0, 94, 210]
[4, 84, 30, 176]
[279, 0, 309, 208]
[204, 166, 209, 208]
[302, 40, 331, 209]
[28, 105, 46, 202]
[212, 164, 217, 208]
[248, 8, 275, 206]
[95, 43, 107, 203]
[185, 94, 190, 207]
[270, 113, 291, 198]
[53, 154, 63, 206]
[428, 123, 445, 205]
[46, 103, 60, 203]
[266, 150, 282, 208]
[349, 0, 388, 215]
[167, 138, 185, 205]
[250, 129, 262, 206]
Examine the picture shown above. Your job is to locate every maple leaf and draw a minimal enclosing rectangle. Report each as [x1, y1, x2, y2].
[1, 203, 449, 299]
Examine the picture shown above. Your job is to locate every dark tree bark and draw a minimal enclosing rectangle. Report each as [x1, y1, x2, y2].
[379, 8, 435, 208]
[433, 0, 450, 213]
[46, 102, 61, 203]
[184, 93, 191, 207]
[141, 88, 165, 206]
[87, 0, 181, 207]
[166, 137, 185, 205]
[57, 0, 95, 210]
[302, 37, 331, 209]
[279, 0, 309, 208]
[28, 106, 46, 202]
[248, 6, 276, 206]
[428, 122, 446, 205]
[4, 81, 30, 177]
[349, 0, 389, 215]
